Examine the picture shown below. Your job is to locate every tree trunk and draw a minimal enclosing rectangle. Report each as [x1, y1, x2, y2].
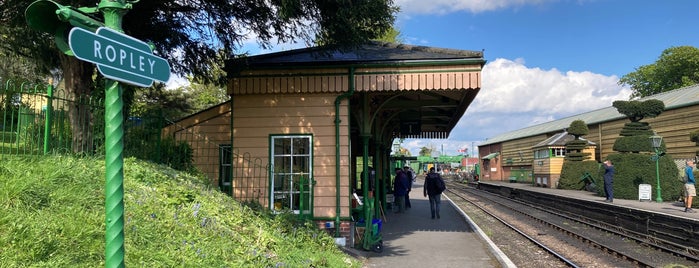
[60, 54, 96, 154]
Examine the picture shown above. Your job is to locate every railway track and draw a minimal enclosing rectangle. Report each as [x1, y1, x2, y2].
[444, 181, 699, 267]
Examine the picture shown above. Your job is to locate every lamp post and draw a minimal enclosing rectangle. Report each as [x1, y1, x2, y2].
[650, 134, 663, 203]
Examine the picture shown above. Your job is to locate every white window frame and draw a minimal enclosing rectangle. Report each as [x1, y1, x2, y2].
[269, 135, 313, 215]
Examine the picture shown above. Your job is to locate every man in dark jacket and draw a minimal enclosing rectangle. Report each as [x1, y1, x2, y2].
[423, 167, 445, 219]
[603, 160, 614, 203]
[403, 165, 413, 209]
[393, 168, 409, 213]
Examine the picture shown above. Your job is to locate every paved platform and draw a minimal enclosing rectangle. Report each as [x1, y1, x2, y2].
[483, 181, 699, 220]
[347, 179, 699, 267]
[355, 179, 515, 268]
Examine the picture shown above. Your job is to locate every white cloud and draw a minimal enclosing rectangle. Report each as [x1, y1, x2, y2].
[400, 58, 632, 156]
[395, 0, 555, 15]
[475, 58, 630, 114]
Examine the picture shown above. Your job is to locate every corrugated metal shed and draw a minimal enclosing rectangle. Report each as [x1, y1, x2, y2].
[481, 84, 699, 146]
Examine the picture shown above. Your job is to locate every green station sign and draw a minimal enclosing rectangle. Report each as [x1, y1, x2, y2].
[69, 27, 170, 87]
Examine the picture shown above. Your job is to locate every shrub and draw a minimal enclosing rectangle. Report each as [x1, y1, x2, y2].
[559, 160, 601, 190]
[601, 153, 682, 201]
[613, 134, 666, 153]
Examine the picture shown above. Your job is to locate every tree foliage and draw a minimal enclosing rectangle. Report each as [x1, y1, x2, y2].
[2, 0, 398, 84]
[567, 120, 589, 139]
[612, 99, 665, 122]
[0, 0, 397, 152]
[619, 46, 699, 98]
[419, 146, 432, 157]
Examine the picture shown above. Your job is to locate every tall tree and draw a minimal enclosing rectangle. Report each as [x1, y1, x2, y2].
[619, 46, 699, 98]
[0, 0, 398, 152]
[419, 146, 432, 157]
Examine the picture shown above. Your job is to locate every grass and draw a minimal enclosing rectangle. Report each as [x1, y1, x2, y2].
[0, 155, 360, 267]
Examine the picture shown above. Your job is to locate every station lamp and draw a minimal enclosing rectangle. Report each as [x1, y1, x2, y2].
[650, 133, 664, 203]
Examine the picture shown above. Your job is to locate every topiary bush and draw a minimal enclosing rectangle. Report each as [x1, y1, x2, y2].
[565, 139, 591, 161]
[558, 160, 601, 190]
[613, 134, 666, 153]
[600, 153, 682, 201]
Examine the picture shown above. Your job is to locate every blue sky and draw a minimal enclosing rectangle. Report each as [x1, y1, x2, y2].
[396, 0, 699, 156]
[225, 0, 699, 157]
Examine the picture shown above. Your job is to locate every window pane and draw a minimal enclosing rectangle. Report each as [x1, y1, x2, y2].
[274, 156, 291, 174]
[273, 174, 290, 191]
[293, 138, 310, 155]
[274, 138, 291, 155]
[292, 156, 309, 173]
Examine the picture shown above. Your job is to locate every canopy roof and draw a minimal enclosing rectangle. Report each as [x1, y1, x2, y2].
[224, 42, 486, 139]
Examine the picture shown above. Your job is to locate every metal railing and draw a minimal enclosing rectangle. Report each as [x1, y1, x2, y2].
[0, 80, 104, 157]
[1, 79, 269, 205]
[162, 120, 269, 205]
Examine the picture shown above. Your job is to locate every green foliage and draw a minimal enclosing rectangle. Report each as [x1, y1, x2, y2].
[565, 139, 591, 161]
[612, 99, 665, 122]
[129, 85, 195, 120]
[690, 130, 699, 156]
[565, 120, 591, 161]
[618, 122, 653, 137]
[123, 117, 195, 172]
[558, 160, 602, 190]
[611, 103, 664, 152]
[2, 0, 398, 85]
[568, 120, 589, 138]
[690, 130, 699, 146]
[419, 146, 433, 157]
[372, 27, 404, 43]
[613, 134, 666, 153]
[620, 46, 699, 98]
[0, 156, 359, 267]
[599, 153, 682, 201]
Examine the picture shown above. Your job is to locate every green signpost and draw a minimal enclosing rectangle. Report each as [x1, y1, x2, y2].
[26, 1, 171, 267]
[69, 27, 170, 87]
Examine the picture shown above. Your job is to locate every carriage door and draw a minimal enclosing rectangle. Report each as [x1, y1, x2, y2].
[270, 135, 313, 218]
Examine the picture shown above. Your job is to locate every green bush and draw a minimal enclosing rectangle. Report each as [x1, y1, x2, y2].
[559, 160, 601, 190]
[601, 153, 682, 201]
[565, 139, 591, 161]
[619, 122, 653, 136]
[613, 134, 666, 153]
[124, 122, 195, 173]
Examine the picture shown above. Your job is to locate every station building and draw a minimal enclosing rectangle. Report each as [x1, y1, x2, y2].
[163, 42, 486, 247]
[478, 84, 699, 187]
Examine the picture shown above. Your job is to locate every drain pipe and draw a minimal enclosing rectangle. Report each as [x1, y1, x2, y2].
[334, 67, 355, 237]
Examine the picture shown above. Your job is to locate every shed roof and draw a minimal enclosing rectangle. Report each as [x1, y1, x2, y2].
[531, 131, 596, 148]
[480, 84, 699, 146]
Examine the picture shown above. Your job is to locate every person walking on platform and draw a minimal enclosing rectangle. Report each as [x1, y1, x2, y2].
[424, 167, 446, 219]
[603, 160, 615, 203]
[393, 167, 409, 213]
[403, 165, 414, 209]
[684, 160, 696, 213]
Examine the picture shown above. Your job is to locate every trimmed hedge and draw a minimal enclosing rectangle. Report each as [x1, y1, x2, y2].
[601, 153, 682, 201]
[559, 160, 601, 190]
[613, 135, 666, 153]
